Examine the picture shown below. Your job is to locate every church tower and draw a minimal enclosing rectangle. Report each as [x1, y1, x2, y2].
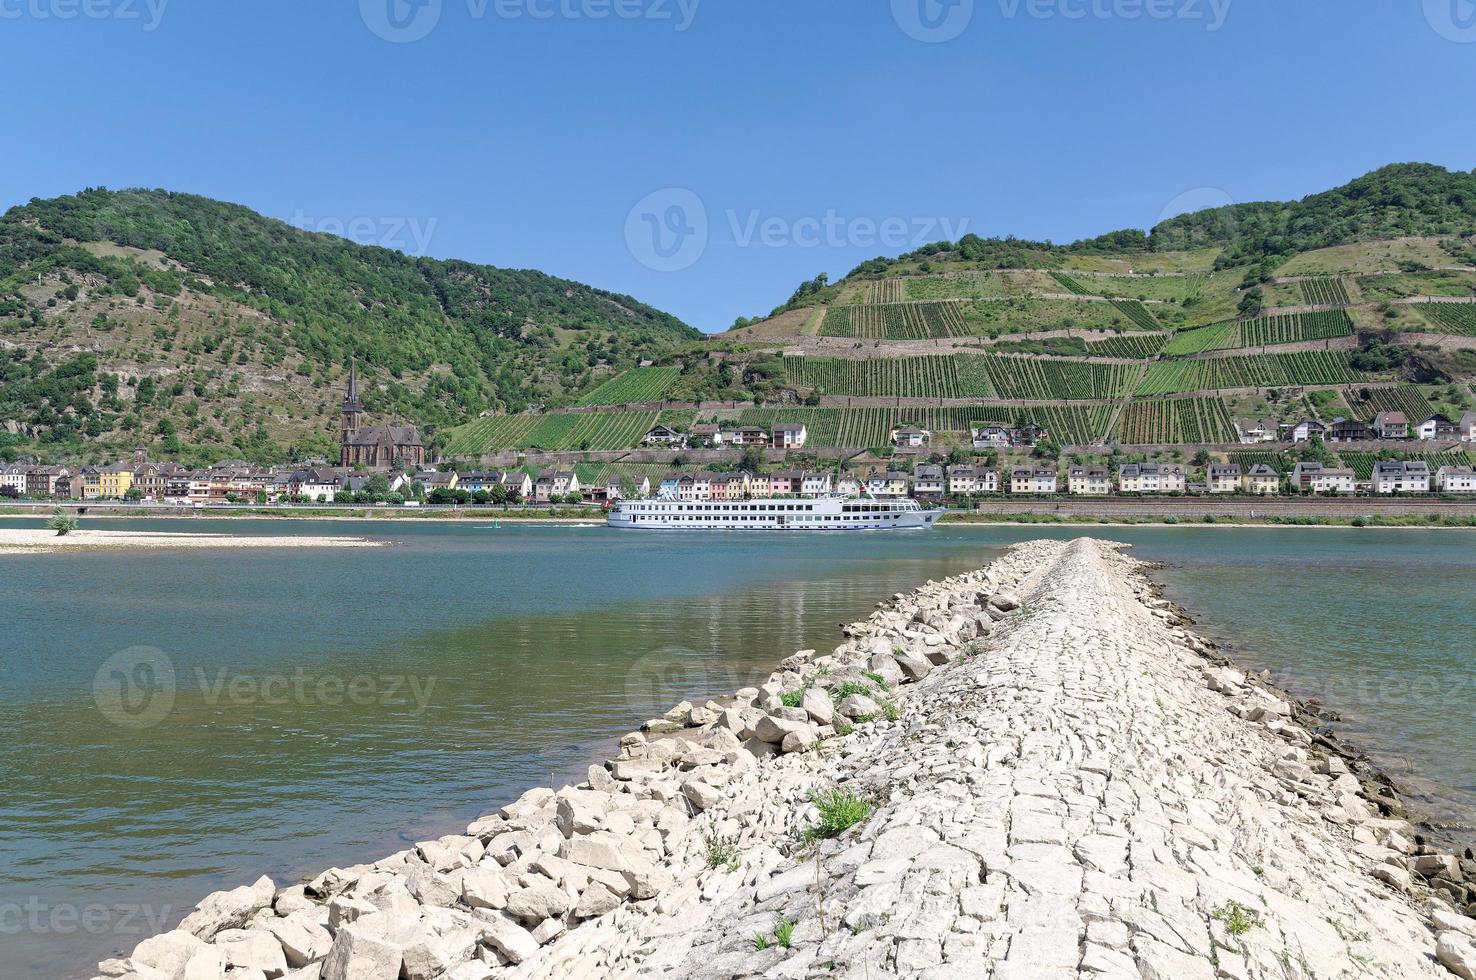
[340, 361, 365, 466]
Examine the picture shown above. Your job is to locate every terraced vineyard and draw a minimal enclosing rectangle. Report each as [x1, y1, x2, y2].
[981, 356, 1136, 401]
[1050, 272, 1092, 295]
[785, 356, 988, 398]
[1299, 278, 1351, 306]
[443, 410, 665, 454]
[1345, 385, 1436, 423]
[1113, 397, 1236, 444]
[1082, 333, 1167, 358]
[1110, 300, 1159, 331]
[1414, 302, 1476, 336]
[1164, 311, 1353, 355]
[575, 367, 681, 406]
[1135, 351, 1360, 395]
[861, 279, 905, 303]
[820, 301, 967, 339]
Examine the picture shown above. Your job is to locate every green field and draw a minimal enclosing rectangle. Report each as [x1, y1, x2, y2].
[1113, 398, 1237, 444]
[959, 298, 1149, 336]
[784, 355, 1136, 401]
[1164, 311, 1353, 355]
[1358, 271, 1476, 302]
[903, 270, 1060, 300]
[1135, 351, 1360, 395]
[1413, 303, 1476, 336]
[1110, 300, 1159, 331]
[575, 367, 681, 405]
[1229, 451, 1294, 474]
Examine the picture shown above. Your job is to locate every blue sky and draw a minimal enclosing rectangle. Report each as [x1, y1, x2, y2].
[3, 0, 1474, 331]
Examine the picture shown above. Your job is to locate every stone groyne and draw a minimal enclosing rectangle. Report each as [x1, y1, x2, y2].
[99, 539, 1476, 979]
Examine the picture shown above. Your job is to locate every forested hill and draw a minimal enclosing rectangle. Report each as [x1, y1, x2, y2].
[0, 188, 697, 462]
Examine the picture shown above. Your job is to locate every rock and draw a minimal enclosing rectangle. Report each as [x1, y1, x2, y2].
[753, 714, 811, 744]
[622, 863, 674, 900]
[573, 882, 622, 919]
[473, 912, 540, 964]
[461, 867, 509, 910]
[800, 688, 834, 726]
[865, 654, 904, 688]
[132, 930, 208, 977]
[503, 877, 569, 924]
[216, 929, 289, 978]
[987, 591, 1020, 612]
[838, 693, 882, 720]
[781, 727, 818, 753]
[892, 652, 933, 682]
[1373, 863, 1414, 893]
[264, 914, 333, 969]
[400, 923, 477, 980]
[320, 922, 402, 980]
[178, 875, 276, 939]
[1438, 932, 1476, 980]
[326, 895, 378, 931]
[554, 791, 606, 837]
[681, 780, 722, 810]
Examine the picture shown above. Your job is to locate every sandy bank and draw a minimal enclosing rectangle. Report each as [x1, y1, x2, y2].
[0, 529, 384, 554]
[98, 539, 1476, 980]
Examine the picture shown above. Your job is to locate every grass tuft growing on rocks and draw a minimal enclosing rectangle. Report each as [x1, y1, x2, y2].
[806, 788, 872, 842]
[861, 670, 890, 690]
[773, 916, 795, 949]
[1213, 900, 1262, 937]
[780, 685, 809, 708]
[704, 833, 741, 872]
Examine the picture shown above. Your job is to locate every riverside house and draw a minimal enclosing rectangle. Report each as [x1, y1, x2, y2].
[913, 465, 945, 498]
[801, 472, 833, 496]
[1066, 466, 1111, 496]
[1373, 460, 1431, 494]
[947, 465, 983, 495]
[98, 462, 135, 499]
[971, 424, 1012, 450]
[866, 471, 911, 498]
[1242, 464, 1281, 495]
[1291, 461, 1356, 495]
[1373, 412, 1409, 440]
[1011, 467, 1058, 494]
[535, 470, 580, 502]
[25, 465, 69, 498]
[835, 474, 860, 497]
[1437, 466, 1476, 493]
[0, 463, 28, 495]
[1117, 463, 1186, 494]
[747, 472, 773, 497]
[1208, 464, 1242, 493]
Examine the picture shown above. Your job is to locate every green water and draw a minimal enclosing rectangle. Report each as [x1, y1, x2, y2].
[1, 519, 1473, 977]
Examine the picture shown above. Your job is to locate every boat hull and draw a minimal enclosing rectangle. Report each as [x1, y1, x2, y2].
[606, 497, 945, 531]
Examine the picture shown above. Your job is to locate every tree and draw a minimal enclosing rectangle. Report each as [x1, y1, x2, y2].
[124, 487, 144, 501]
[48, 510, 76, 536]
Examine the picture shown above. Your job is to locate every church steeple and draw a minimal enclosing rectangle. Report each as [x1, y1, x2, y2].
[341, 360, 365, 438]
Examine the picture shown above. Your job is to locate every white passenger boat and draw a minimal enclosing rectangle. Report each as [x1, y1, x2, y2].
[606, 495, 945, 530]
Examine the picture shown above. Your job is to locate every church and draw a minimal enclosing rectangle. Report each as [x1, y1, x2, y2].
[339, 363, 426, 470]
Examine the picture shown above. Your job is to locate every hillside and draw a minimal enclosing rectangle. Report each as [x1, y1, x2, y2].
[0, 188, 697, 463]
[446, 164, 1476, 462]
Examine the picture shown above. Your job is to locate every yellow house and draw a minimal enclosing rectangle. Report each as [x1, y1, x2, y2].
[98, 463, 135, 499]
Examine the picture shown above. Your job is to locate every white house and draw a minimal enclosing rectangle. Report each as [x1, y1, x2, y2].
[535, 470, 581, 502]
[947, 465, 979, 495]
[866, 471, 910, 498]
[913, 465, 945, 497]
[1373, 412, 1409, 440]
[690, 424, 723, 447]
[1372, 460, 1431, 494]
[1415, 414, 1457, 442]
[1067, 466, 1111, 496]
[0, 464, 28, 495]
[1285, 419, 1327, 443]
[643, 425, 685, 447]
[1242, 464, 1281, 495]
[972, 424, 1012, 450]
[801, 472, 833, 496]
[1292, 462, 1355, 495]
[1118, 463, 1186, 494]
[747, 472, 773, 498]
[772, 422, 808, 449]
[835, 474, 860, 497]
[657, 474, 681, 499]
[1208, 464, 1242, 494]
[1436, 466, 1476, 493]
[1236, 419, 1278, 444]
[1461, 412, 1476, 443]
[892, 426, 930, 449]
[1010, 467, 1057, 494]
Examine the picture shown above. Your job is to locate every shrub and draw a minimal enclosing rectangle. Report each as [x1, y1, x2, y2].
[48, 510, 77, 536]
[807, 788, 872, 841]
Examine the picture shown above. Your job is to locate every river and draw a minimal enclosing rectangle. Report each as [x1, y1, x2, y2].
[1, 518, 1472, 977]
